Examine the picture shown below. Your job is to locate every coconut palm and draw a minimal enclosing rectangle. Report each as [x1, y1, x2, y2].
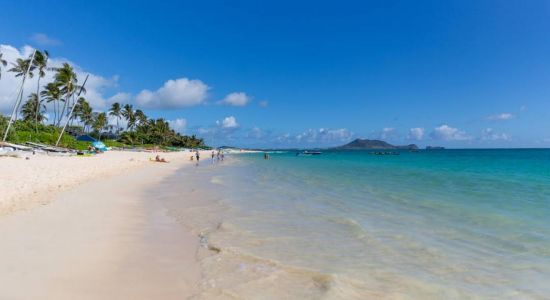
[74, 97, 93, 133]
[8, 57, 35, 120]
[93, 112, 108, 140]
[52, 63, 85, 126]
[21, 93, 46, 123]
[41, 82, 63, 125]
[122, 104, 135, 131]
[134, 109, 147, 126]
[32, 50, 49, 131]
[8, 58, 34, 78]
[0, 52, 7, 79]
[108, 102, 122, 133]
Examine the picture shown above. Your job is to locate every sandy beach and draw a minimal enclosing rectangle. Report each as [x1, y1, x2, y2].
[0, 150, 210, 299]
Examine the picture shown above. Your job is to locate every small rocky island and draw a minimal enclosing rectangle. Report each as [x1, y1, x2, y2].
[334, 139, 418, 150]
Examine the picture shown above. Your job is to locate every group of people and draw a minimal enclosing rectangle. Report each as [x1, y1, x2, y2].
[189, 149, 225, 166]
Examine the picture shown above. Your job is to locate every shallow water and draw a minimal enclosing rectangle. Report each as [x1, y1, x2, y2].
[159, 150, 550, 299]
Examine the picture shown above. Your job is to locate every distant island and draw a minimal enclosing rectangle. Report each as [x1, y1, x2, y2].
[334, 139, 418, 150]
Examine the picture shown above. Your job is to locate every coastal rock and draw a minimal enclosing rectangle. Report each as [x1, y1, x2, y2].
[334, 139, 418, 150]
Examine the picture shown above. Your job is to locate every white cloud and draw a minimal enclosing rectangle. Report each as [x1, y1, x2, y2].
[107, 92, 131, 104]
[136, 78, 209, 109]
[295, 128, 353, 144]
[259, 100, 269, 108]
[216, 116, 239, 129]
[408, 127, 424, 140]
[0, 44, 119, 114]
[30, 33, 61, 46]
[379, 127, 395, 139]
[480, 128, 510, 141]
[488, 113, 514, 121]
[168, 118, 187, 133]
[219, 92, 250, 106]
[430, 124, 471, 141]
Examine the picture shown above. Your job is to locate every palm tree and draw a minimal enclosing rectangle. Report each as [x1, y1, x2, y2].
[74, 97, 93, 133]
[121, 104, 135, 131]
[93, 112, 108, 140]
[32, 50, 49, 131]
[8, 57, 35, 121]
[108, 102, 122, 133]
[52, 63, 85, 126]
[41, 82, 63, 125]
[8, 58, 34, 78]
[21, 93, 46, 123]
[134, 109, 147, 126]
[0, 52, 7, 79]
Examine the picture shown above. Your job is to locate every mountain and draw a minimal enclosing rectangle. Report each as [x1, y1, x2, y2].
[334, 139, 418, 150]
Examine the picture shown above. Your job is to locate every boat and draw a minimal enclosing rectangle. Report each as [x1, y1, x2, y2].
[297, 150, 323, 156]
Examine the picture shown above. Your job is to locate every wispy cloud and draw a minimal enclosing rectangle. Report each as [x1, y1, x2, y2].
[218, 92, 250, 106]
[487, 113, 514, 121]
[29, 33, 62, 46]
[258, 100, 269, 108]
[480, 128, 510, 141]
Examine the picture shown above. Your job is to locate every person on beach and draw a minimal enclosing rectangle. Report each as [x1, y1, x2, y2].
[154, 155, 168, 163]
[195, 150, 200, 166]
[211, 151, 215, 163]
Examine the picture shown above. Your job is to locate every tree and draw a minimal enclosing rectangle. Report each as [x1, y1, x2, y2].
[32, 50, 49, 131]
[0, 52, 7, 79]
[121, 104, 135, 131]
[41, 82, 63, 125]
[52, 63, 85, 126]
[21, 93, 46, 123]
[8, 58, 34, 78]
[93, 112, 108, 140]
[7, 57, 35, 122]
[108, 102, 122, 133]
[74, 97, 93, 133]
[135, 109, 147, 126]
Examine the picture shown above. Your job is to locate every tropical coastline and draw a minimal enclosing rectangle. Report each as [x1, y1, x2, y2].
[2, 1, 549, 299]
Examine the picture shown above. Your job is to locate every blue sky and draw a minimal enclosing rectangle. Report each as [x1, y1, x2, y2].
[1, 0, 550, 148]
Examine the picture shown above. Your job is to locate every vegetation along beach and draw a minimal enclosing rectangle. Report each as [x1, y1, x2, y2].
[2, 1, 550, 299]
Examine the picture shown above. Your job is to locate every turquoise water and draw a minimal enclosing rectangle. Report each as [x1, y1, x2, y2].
[164, 149, 550, 299]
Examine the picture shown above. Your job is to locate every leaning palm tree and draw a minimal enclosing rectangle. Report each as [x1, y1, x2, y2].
[21, 93, 46, 123]
[8, 57, 35, 120]
[0, 52, 7, 79]
[108, 102, 122, 133]
[32, 50, 49, 131]
[121, 104, 135, 131]
[52, 63, 85, 126]
[41, 82, 63, 125]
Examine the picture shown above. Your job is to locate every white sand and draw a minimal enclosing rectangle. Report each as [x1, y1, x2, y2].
[0, 150, 211, 299]
[0, 150, 205, 216]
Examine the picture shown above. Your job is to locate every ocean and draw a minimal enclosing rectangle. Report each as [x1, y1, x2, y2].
[157, 149, 550, 299]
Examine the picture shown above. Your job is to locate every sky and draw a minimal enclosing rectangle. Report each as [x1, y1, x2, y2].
[1, 0, 550, 148]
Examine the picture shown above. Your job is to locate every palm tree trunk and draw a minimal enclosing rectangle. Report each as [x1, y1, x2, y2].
[35, 76, 41, 133]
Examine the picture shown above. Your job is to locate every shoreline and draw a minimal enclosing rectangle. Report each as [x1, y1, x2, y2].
[0, 150, 210, 299]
